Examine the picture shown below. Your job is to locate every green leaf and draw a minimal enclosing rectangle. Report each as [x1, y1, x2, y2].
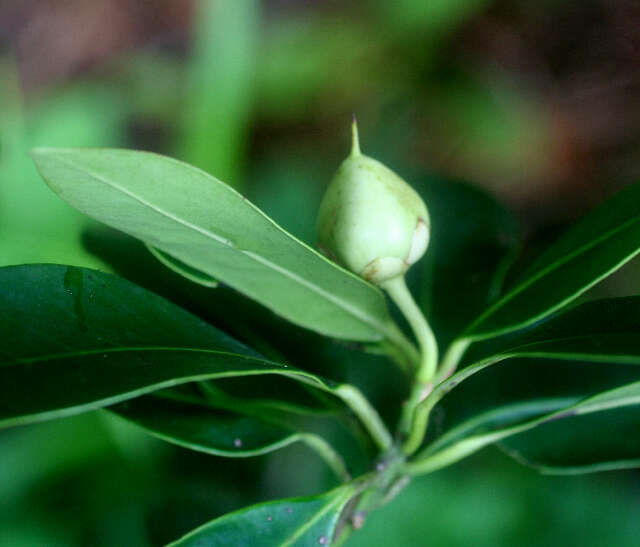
[472, 296, 640, 366]
[423, 397, 577, 457]
[110, 392, 311, 458]
[499, 402, 640, 474]
[437, 297, 640, 404]
[82, 227, 411, 433]
[30, 148, 406, 347]
[463, 181, 640, 340]
[146, 244, 219, 288]
[168, 484, 356, 547]
[421, 356, 639, 454]
[0, 264, 342, 429]
[407, 380, 640, 476]
[408, 298, 640, 454]
[109, 387, 372, 479]
[412, 174, 519, 347]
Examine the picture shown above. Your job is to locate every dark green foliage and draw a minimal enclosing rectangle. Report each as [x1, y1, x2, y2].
[2, 147, 638, 545]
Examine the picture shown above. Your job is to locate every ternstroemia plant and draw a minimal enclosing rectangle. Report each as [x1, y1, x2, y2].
[2, 121, 640, 545]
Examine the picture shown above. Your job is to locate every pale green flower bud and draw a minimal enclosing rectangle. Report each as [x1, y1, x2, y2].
[317, 121, 430, 284]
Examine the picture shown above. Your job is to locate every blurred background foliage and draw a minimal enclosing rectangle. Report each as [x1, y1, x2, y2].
[1, 0, 640, 545]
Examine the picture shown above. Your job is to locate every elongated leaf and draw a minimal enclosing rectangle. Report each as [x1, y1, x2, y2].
[432, 298, 640, 409]
[463, 181, 640, 340]
[422, 356, 639, 453]
[82, 227, 295, 362]
[423, 397, 577, 456]
[468, 297, 640, 367]
[0, 265, 343, 428]
[409, 298, 640, 454]
[168, 484, 356, 547]
[408, 380, 640, 476]
[500, 403, 640, 474]
[31, 148, 404, 345]
[110, 393, 308, 458]
[110, 389, 369, 478]
[81, 228, 409, 431]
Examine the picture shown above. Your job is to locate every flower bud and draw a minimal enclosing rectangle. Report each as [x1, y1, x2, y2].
[317, 121, 430, 284]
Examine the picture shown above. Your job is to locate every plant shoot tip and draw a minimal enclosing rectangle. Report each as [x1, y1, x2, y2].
[351, 116, 361, 157]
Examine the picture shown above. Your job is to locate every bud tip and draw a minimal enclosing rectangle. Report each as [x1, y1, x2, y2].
[351, 115, 361, 157]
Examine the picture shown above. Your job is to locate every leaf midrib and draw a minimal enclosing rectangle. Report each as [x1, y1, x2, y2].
[280, 489, 351, 547]
[46, 152, 393, 339]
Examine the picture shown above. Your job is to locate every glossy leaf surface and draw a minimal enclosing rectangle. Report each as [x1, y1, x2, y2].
[424, 356, 639, 454]
[31, 148, 400, 343]
[409, 380, 640, 476]
[432, 298, 640, 409]
[110, 389, 367, 479]
[500, 402, 640, 474]
[110, 393, 306, 458]
[463, 181, 640, 340]
[469, 297, 640, 366]
[410, 297, 640, 458]
[0, 265, 341, 428]
[168, 485, 355, 546]
[79, 230, 406, 441]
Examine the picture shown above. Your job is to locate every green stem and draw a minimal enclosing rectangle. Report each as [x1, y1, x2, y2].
[381, 276, 438, 449]
[201, 370, 391, 456]
[403, 434, 495, 476]
[402, 395, 437, 455]
[336, 384, 393, 452]
[435, 337, 472, 383]
[401, 338, 472, 454]
[381, 276, 438, 383]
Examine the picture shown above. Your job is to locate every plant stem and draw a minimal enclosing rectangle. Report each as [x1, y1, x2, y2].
[403, 434, 495, 476]
[200, 366, 391, 456]
[401, 394, 438, 454]
[381, 276, 438, 383]
[336, 384, 393, 452]
[401, 338, 474, 454]
[435, 337, 472, 383]
[381, 276, 439, 450]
